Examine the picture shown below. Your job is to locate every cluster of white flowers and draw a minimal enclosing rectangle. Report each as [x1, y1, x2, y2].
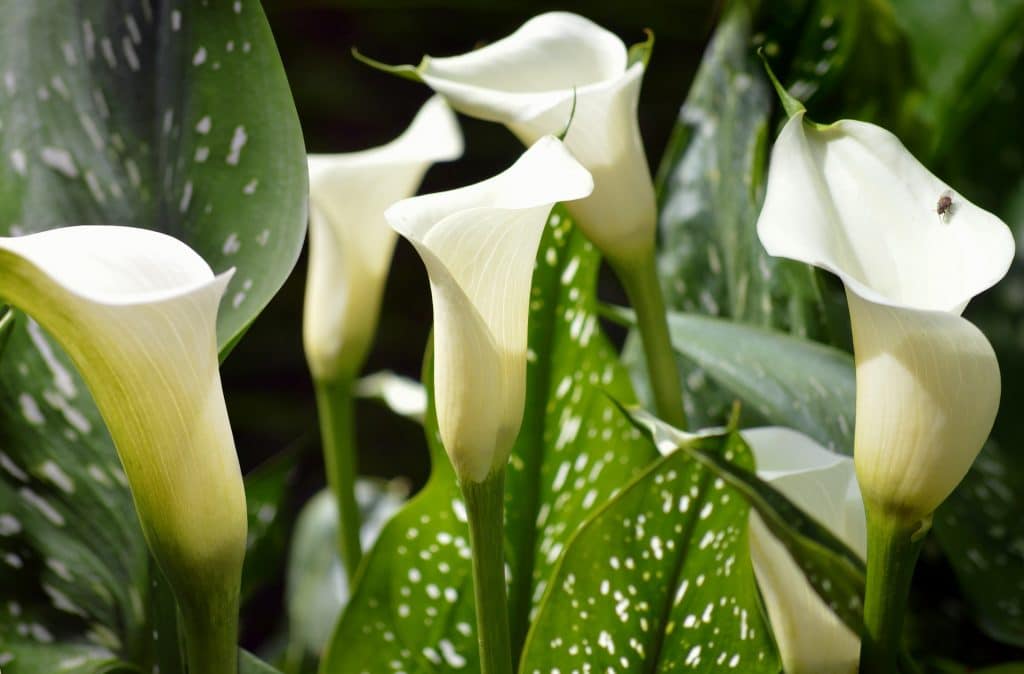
[1, 10, 1011, 674]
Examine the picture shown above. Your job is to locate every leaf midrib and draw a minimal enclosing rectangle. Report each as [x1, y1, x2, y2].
[646, 453, 715, 673]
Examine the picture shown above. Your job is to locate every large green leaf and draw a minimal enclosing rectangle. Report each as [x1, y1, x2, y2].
[321, 210, 659, 672]
[653, 2, 826, 338]
[0, 642, 135, 674]
[0, 1, 306, 671]
[929, 173, 1024, 650]
[933, 441, 1024, 648]
[890, 0, 1024, 159]
[519, 429, 779, 673]
[629, 1, 845, 429]
[0, 0, 306, 344]
[661, 310, 854, 455]
[616, 305, 856, 455]
[624, 407, 865, 636]
[284, 480, 407, 672]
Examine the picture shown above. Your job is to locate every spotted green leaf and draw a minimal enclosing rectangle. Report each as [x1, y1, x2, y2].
[617, 306, 856, 456]
[933, 441, 1024, 648]
[520, 427, 778, 672]
[0, 642, 134, 674]
[624, 407, 866, 637]
[628, 1, 841, 430]
[662, 310, 854, 455]
[653, 2, 823, 336]
[758, 0, 918, 136]
[925, 55, 1024, 651]
[0, 1, 305, 671]
[321, 210, 659, 672]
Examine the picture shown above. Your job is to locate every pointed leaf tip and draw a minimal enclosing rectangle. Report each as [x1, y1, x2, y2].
[757, 47, 805, 118]
[351, 47, 423, 83]
[628, 28, 655, 67]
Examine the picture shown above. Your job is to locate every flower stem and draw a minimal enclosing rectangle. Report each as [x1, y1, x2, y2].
[613, 251, 688, 429]
[180, 589, 239, 674]
[315, 378, 363, 580]
[461, 470, 513, 674]
[859, 508, 923, 674]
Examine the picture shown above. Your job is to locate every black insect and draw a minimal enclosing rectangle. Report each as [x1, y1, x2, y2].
[937, 191, 954, 220]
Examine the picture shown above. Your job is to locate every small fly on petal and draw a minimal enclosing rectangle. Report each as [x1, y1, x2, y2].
[937, 191, 954, 222]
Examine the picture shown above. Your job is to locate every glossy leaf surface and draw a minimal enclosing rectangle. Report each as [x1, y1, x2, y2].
[322, 209, 659, 672]
[0, 1, 306, 671]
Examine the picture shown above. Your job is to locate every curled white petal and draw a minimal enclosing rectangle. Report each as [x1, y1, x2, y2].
[386, 136, 593, 482]
[743, 427, 865, 674]
[356, 370, 427, 423]
[0, 225, 246, 597]
[757, 111, 1014, 312]
[847, 291, 1000, 518]
[304, 96, 463, 380]
[419, 12, 655, 265]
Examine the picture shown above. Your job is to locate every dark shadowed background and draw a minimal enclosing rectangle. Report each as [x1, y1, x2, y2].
[225, 0, 721, 492]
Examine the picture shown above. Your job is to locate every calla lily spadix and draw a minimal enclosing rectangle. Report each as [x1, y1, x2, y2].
[303, 95, 463, 382]
[756, 110, 1014, 522]
[743, 427, 866, 674]
[386, 135, 593, 484]
[409, 12, 655, 267]
[0, 225, 246, 673]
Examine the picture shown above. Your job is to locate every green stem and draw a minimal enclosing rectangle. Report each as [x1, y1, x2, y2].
[859, 509, 923, 674]
[315, 378, 363, 580]
[613, 251, 688, 429]
[180, 590, 239, 674]
[461, 471, 513, 674]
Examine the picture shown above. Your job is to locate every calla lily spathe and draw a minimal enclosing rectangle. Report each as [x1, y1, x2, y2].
[304, 96, 463, 381]
[412, 12, 656, 266]
[0, 226, 246, 656]
[386, 136, 593, 483]
[743, 427, 866, 674]
[757, 111, 1014, 521]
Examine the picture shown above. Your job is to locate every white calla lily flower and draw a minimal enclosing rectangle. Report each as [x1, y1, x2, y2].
[304, 96, 463, 381]
[386, 136, 593, 483]
[743, 427, 865, 674]
[756, 111, 1014, 520]
[413, 12, 655, 266]
[0, 225, 245, 667]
